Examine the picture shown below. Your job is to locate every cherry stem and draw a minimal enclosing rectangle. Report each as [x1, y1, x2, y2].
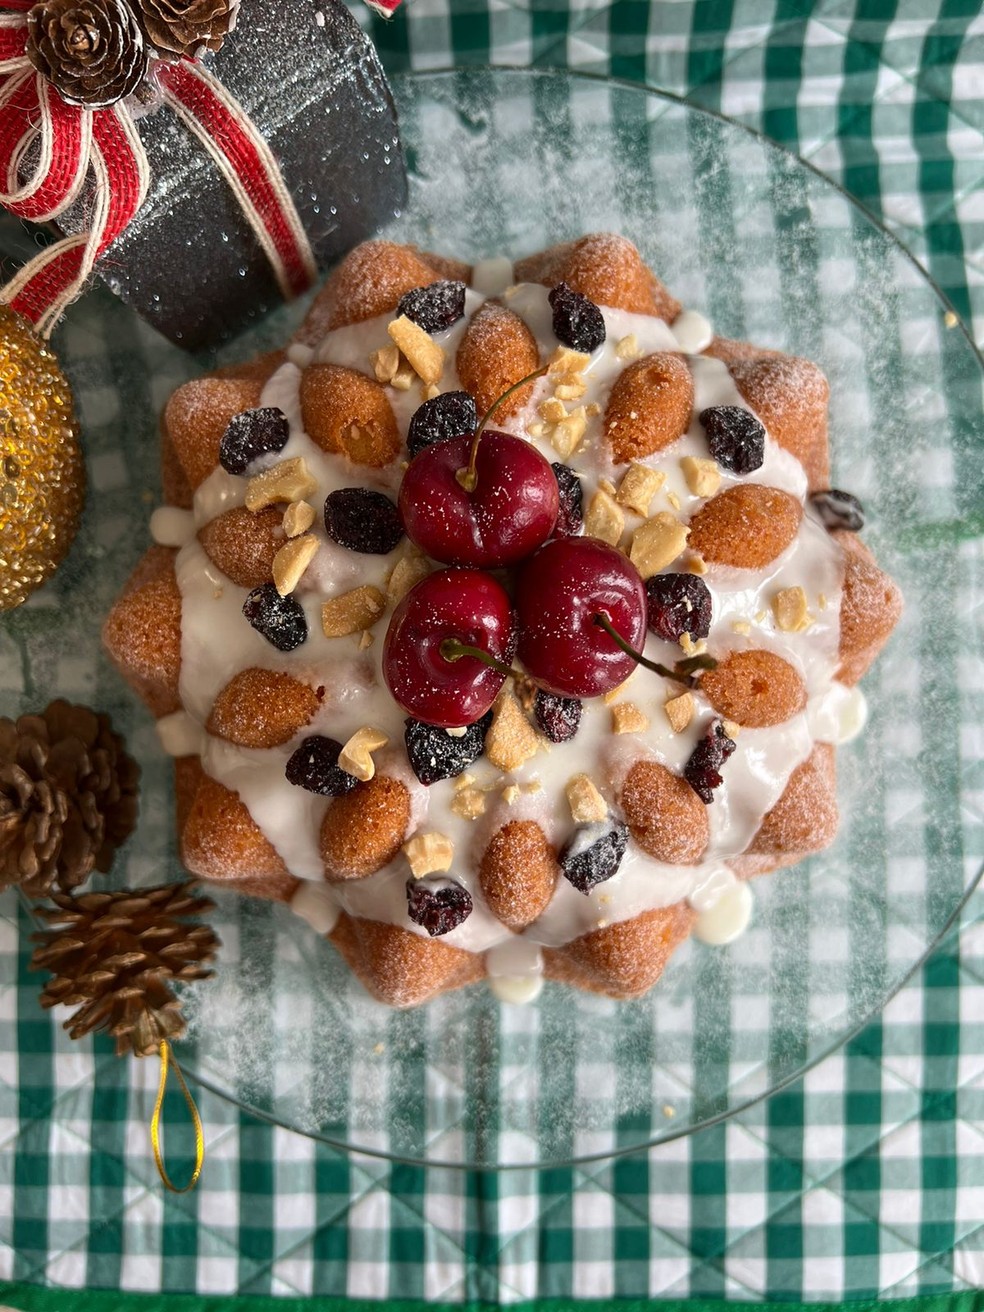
[439, 637, 519, 681]
[592, 612, 718, 686]
[456, 364, 551, 493]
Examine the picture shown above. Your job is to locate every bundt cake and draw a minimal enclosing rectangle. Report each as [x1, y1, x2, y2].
[103, 234, 902, 1007]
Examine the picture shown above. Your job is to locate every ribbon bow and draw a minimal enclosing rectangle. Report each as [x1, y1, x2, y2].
[0, 0, 318, 336]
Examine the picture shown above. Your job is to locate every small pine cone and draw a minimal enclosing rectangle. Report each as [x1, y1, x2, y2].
[32, 882, 219, 1057]
[137, 0, 239, 59]
[0, 700, 140, 899]
[26, 0, 148, 108]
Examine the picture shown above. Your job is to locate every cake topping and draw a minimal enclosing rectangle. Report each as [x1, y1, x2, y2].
[645, 572, 713, 642]
[320, 584, 386, 638]
[450, 784, 486, 820]
[406, 390, 477, 458]
[551, 462, 584, 537]
[533, 689, 582, 743]
[218, 407, 290, 475]
[403, 831, 455, 878]
[684, 721, 737, 804]
[810, 487, 865, 532]
[369, 343, 401, 385]
[406, 877, 473, 936]
[286, 735, 359, 796]
[560, 820, 629, 894]
[385, 548, 431, 604]
[404, 711, 492, 786]
[699, 404, 766, 474]
[549, 282, 607, 353]
[273, 534, 319, 596]
[629, 511, 689, 578]
[680, 455, 721, 498]
[485, 687, 540, 773]
[242, 582, 307, 651]
[387, 314, 446, 385]
[611, 701, 649, 735]
[772, 584, 814, 632]
[245, 457, 318, 512]
[583, 487, 624, 545]
[617, 462, 665, 517]
[566, 773, 607, 824]
[338, 726, 389, 783]
[323, 487, 404, 554]
[282, 500, 315, 538]
[664, 690, 695, 733]
[396, 280, 467, 334]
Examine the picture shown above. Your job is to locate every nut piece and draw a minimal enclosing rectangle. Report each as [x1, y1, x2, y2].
[567, 773, 607, 823]
[485, 688, 540, 773]
[502, 784, 520, 805]
[273, 533, 319, 596]
[629, 511, 690, 579]
[555, 376, 587, 401]
[548, 346, 591, 374]
[664, 691, 695, 733]
[386, 549, 430, 604]
[772, 585, 814, 632]
[283, 500, 315, 538]
[584, 487, 625, 546]
[611, 701, 649, 734]
[551, 405, 588, 459]
[680, 455, 721, 498]
[403, 831, 454, 878]
[451, 786, 486, 820]
[617, 462, 666, 517]
[390, 361, 415, 391]
[369, 343, 401, 384]
[615, 334, 641, 360]
[732, 619, 752, 636]
[387, 314, 445, 385]
[679, 632, 707, 656]
[245, 457, 318, 512]
[321, 584, 386, 638]
[338, 726, 389, 782]
[540, 396, 568, 424]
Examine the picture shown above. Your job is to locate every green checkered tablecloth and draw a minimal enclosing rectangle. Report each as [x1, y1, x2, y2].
[3, 0, 984, 1303]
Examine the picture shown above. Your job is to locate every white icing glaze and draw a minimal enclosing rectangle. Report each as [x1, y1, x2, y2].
[291, 881, 340, 935]
[166, 268, 850, 997]
[691, 870, 753, 946]
[671, 309, 714, 354]
[150, 506, 195, 548]
[156, 710, 205, 758]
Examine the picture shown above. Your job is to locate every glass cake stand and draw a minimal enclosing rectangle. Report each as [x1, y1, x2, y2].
[2, 69, 982, 1168]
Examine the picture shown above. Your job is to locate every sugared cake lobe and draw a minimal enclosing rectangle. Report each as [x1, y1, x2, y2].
[103, 233, 903, 1008]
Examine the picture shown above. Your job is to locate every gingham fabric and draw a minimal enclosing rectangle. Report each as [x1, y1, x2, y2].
[2, 0, 984, 1303]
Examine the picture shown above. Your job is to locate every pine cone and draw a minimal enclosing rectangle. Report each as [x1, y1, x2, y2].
[0, 700, 140, 898]
[136, 0, 238, 59]
[26, 0, 148, 108]
[32, 882, 218, 1056]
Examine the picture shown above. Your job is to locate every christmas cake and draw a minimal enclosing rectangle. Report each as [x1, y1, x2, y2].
[103, 234, 902, 1007]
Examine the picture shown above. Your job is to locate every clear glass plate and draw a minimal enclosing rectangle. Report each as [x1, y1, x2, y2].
[3, 68, 982, 1168]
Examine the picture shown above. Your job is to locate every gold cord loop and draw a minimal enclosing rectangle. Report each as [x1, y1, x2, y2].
[151, 1040, 204, 1193]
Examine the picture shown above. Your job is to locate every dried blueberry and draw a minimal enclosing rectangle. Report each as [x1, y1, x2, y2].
[218, 407, 290, 475]
[810, 487, 865, 533]
[285, 735, 358, 796]
[534, 689, 582, 743]
[406, 877, 473, 936]
[699, 405, 765, 475]
[404, 712, 492, 786]
[549, 282, 606, 353]
[397, 280, 467, 334]
[407, 390, 477, 458]
[551, 462, 584, 537]
[560, 821, 629, 894]
[324, 488, 404, 554]
[684, 720, 737, 804]
[646, 573, 713, 642]
[242, 582, 307, 651]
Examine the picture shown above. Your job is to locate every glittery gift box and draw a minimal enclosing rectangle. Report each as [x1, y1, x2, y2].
[59, 0, 407, 351]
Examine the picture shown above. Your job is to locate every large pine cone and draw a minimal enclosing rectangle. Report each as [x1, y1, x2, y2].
[136, 0, 238, 59]
[0, 700, 140, 898]
[32, 882, 218, 1056]
[26, 0, 148, 108]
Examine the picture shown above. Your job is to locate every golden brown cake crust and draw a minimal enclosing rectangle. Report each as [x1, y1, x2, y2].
[198, 505, 284, 590]
[514, 233, 682, 321]
[164, 377, 265, 491]
[747, 742, 838, 857]
[543, 901, 696, 999]
[456, 301, 541, 420]
[687, 484, 802, 568]
[479, 820, 560, 931]
[699, 650, 807, 728]
[295, 242, 448, 343]
[620, 759, 709, 864]
[181, 765, 298, 900]
[329, 912, 485, 1007]
[102, 546, 182, 717]
[728, 354, 830, 490]
[299, 363, 401, 468]
[835, 529, 904, 686]
[207, 669, 322, 749]
[320, 775, 412, 881]
[604, 352, 693, 464]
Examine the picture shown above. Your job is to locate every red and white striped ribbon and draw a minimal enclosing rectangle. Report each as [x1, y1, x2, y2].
[0, 1, 317, 336]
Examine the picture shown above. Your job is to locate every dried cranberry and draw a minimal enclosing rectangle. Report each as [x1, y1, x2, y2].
[397, 280, 467, 334]
[285, 735, 358, 796]
[242, 582, 307, 651]
[646, 573, 713, 642]
[406, 877, 473, 936]
[699, 405, 765, 475]
[551, 462, 584, 537]
[810, 488, 865, 532]
[533, 689, 582, 743]
[549, 282, 606, 353]
[404, 711, 493, 786]
[560, 821, 628, 894]
[218, 407, 289, 475]
[407, 390, 477, 458]
[324, 488, 404, 554]
[684, 721, 737, 804]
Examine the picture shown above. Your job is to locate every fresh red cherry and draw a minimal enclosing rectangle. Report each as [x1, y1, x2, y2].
[399, 430, 559, 568]
[515, 538, 648, 698]
[382, 568, 516, 727]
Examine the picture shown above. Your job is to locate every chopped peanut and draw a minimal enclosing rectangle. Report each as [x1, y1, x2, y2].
[617, 462, 666, 517]
[680, 455, 721, 498]
[369, 343, 400, 384]
[403, 831, 454, 878]
[338, 726, 389, 782]
[282, 500, 315, 538]
[629, 511, 689, 578]
[566, 773, 607, 823]
[387, 315, 445, 385]
[664, 691, 695, 733]
[548, 346, 590, 374]
[584, 487, 624, 546]
[611, 701, 649, 734]
[485, 688, 539, 773]
[386, 549, 430, 604]
[550, 405, 587, 459]
[245, 457, 317, 512]
[772, 585, 814, 632]
[321, 584, 386, 638]
[273, 533, 318, 595]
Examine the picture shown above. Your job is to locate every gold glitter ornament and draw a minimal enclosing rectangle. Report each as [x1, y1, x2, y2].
[0, 306, 84, 611]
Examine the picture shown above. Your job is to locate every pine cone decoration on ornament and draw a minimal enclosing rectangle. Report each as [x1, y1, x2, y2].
[136, 0, 238, 59]
[26, 0, 148, 108]
[32, 882, 218, 1056]
[0, 700, 139, 898]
